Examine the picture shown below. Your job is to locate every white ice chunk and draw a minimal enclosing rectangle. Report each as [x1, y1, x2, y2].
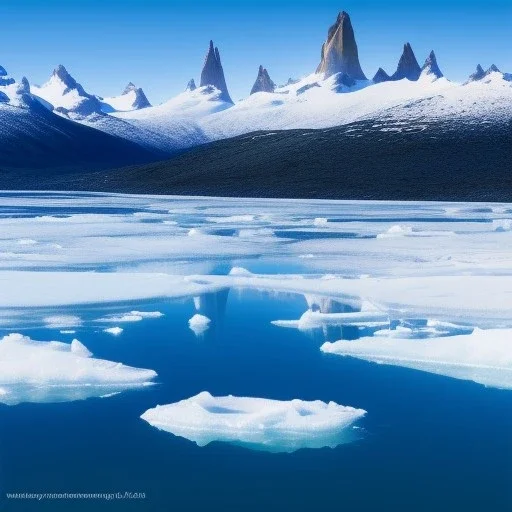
[97, 310, 163, 323]
[141, 392, 366, 453]
[321, 328, 512, 389]
[272, 309, 389, 330]
[0, 333, 156, 405]
[44, 315, 82, 328]
[103, 327, 124, 336]
[188, 314, 211, 335]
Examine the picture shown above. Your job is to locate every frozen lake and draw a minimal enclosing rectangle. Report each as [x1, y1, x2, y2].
[0, 191, 511, 511]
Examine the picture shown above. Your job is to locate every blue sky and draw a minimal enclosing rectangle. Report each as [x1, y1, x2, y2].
[1, 0, 510, 104]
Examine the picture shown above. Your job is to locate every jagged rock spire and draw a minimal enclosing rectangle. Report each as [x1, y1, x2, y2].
[0, 65, 8, 77]
[486, 64, 501, 74]
[316, 11, 366, 80]
[200, 40, 232, 103]
[250, 65, 276, 94]
[421, 50, 443, 79]
[468, 64, 485, 82]
[186, 79, 197, 91]
[372, 67, 391, 83]
[121, 82, 151, 109]
[391, 43, 421, 81]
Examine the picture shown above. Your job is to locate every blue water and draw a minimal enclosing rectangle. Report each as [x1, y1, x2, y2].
[0, 289, 511, 511]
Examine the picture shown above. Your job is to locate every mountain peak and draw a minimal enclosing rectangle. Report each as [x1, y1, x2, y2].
[0, 65, 8, 77]
[486, 64, 501, 74]
[391, 43, 421, 81]
[200, 40, 233, 103]
[250, 65, 276, 95]
[372, 67, 391, 83]
[122, 82, 137, 95]
[316, 11, 366, 80]
[421, 50, 443, 79]
[186, 78, 197, 91]
[467, 64, 486, 82]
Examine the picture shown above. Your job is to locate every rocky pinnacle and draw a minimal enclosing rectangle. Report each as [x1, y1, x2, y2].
[186, 79, 197, 91]
[200, 40, 233, 103]
[316, 11, 366, 80]
[391, 43, 421, 81]
[421, 51, 443, 79]
[372, 67, 391, 83]
[250, 65, 276, 94]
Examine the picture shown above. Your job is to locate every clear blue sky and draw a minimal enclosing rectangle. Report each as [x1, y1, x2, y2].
[1, 0, 510, 104]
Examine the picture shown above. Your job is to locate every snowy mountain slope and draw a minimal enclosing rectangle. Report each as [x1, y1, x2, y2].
[31, 65, 102, 118]
[108, 71, 511, 149]
[100, 82, 151, 113]
[0, 66, 163, 172]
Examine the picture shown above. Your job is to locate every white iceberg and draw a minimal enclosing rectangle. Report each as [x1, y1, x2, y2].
[188, 314, 211, 335]
[0, 333, 157, 405]
[321, 328, 512, 389]
[141, 391, 366, 453]
[103, 327, 123, 336]
[272, 309, 389, 330]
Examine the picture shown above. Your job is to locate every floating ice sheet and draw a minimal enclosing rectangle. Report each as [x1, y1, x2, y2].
[141, 392, 366, 453]
[321, 328, 512, 389]
[0, 333, 156, 405]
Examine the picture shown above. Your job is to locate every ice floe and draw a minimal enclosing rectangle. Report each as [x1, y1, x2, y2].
[104, 327, 123, 336]
[141, 392, 366, 452]
[0, 333, 156, 405]
[321, 328, 512, 389]
[188, 314, 211, 335]
[97, 310, 163, 323]
[272, 309, 389, 330]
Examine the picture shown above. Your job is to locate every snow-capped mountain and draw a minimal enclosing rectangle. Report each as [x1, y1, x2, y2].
[0, 9, 510, 175]
[100, 82, 151, 113]
[31, 65, 103, 118]
[0, 64, 164, 172]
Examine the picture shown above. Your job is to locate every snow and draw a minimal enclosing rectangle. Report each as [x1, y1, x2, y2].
[140, 391, 366, 452]
[100, 89, 142, 113]
[188, 314, 211, 335]
[321, 328, 512, 389]
[0, 333, 156, 405]
[72, 71, 512, 153]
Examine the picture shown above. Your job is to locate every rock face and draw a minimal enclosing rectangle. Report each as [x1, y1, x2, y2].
[0, 64, 15, 87]
[391, 43, 421, 81]
[186, 79, 197, 91]
[372, 67, 391, 83]
[421, 51, 443, 79]
[486, 64, 501, 75]
[316, 11, 366, 80]
[122, 82, 151, 109]
[200, 40, 232, 103]
[333, 72, 355, 92]
[250, 66, 276, 94]
[468, 64, 486, 82]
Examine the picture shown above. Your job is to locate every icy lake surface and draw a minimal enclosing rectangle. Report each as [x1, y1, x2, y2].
[0, 191, 511, 511]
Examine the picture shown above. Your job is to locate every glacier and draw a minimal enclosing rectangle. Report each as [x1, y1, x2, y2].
[140, 392, 366, 453]
[0, 333, 157, 405]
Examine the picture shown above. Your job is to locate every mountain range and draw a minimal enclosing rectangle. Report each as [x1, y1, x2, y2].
[0, 10, 510, 198]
